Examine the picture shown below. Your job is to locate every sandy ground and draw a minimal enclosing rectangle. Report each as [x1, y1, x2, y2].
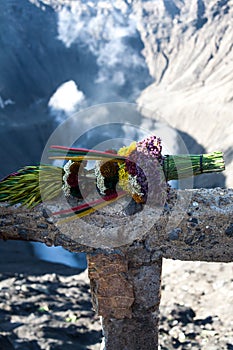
[0, 241, 233, 350]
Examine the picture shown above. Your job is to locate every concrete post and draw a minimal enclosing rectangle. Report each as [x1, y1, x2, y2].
[88, 250, 162, 350]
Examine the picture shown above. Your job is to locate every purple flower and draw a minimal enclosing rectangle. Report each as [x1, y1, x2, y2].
[137, 135, 163, 164]
[125, 135, 167, 206]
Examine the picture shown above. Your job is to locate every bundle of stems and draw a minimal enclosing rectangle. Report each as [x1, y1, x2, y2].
[0, 166, 62, 208]
[163, 152, 225, 181]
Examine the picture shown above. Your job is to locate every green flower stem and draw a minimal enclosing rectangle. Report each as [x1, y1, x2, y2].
[163, 152, 225, 181]
[0, 166, 62, 208]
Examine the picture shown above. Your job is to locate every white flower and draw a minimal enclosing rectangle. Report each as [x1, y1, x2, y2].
[62, 160, 73, 196]
[95, 161, 107, 195]
[128, 174, 143, 197]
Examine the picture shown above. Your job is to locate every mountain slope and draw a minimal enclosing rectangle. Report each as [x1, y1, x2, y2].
[136, 0, 233, 187]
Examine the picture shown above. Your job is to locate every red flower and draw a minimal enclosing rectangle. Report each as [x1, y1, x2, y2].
[67, 173, 79, 187]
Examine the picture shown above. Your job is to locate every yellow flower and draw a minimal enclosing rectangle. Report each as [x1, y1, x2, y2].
[117, 141, 137, 157]
[117, 142, 144, 201]
[118, 165, 129, 191]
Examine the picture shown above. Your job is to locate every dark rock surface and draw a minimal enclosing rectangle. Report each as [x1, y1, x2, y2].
[0, 241, 102, 350]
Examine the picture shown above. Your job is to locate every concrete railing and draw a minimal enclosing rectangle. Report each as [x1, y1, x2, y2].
[1, 188, 233, 349]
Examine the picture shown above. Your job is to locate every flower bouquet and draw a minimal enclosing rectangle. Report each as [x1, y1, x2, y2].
[0, 136, 225, 221]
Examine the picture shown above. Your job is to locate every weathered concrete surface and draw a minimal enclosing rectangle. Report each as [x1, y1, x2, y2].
[1, 188, 232, 350]
[0, 188, 232, 262]
[88, 251, 162, 350]
[88, 253, 134, 319]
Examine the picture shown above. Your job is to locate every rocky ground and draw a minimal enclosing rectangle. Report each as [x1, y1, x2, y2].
[0, 241, 232, 350]
[0, 241, 102, 350]
[160, 259, 233, 350]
